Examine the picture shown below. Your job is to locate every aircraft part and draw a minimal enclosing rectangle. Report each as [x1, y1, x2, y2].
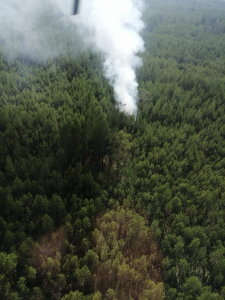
[73, 0, 80, 14]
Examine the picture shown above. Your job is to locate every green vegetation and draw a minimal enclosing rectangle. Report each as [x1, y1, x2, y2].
[1, 0, 225, 299]
[92, 205, 164, 300]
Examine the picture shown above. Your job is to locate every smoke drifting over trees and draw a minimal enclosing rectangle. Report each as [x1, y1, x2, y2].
[77, 0, 145, 114]
[0, 0, 80, 60]
[0, 0, 144, 113]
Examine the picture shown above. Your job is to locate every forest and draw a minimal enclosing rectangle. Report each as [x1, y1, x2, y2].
[1, 0, 225, 299]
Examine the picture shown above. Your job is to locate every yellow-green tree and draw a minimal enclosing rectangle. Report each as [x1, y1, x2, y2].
[92, 205, 164, 300]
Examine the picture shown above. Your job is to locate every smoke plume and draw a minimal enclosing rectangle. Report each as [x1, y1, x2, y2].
[76, 0, 145, 114]
[0, 0, 144, 113]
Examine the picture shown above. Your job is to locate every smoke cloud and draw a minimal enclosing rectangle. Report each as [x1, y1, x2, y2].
[0, 0, 144, 114]
[0, 0, 79, 61]
[76, 0, 145, 114]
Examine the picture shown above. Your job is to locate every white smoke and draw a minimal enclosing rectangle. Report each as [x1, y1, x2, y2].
[0, 0, 144, 113]
[76, 0, 145, 114]
[0, 0, 78, 61]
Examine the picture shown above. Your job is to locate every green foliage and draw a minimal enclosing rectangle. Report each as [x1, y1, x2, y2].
[92, 205, 164, 300]
[61, 291, 89, 300]
[1, 0, 225, 298]
[0, 252, 17, 298]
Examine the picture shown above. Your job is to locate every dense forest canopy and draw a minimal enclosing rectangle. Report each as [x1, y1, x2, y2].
[1, 0, 225, 299]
